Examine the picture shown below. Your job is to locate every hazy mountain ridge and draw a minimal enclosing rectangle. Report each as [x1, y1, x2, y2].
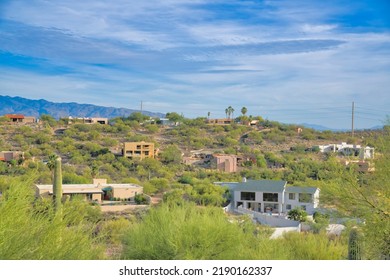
[0, 95, 165, 119]
[300, 123, 383, 132]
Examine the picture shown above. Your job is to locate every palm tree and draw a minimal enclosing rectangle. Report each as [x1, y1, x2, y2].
[230, 106, 235, 119]
[226, 106, 234, 119]
[241, 107, 247, 116]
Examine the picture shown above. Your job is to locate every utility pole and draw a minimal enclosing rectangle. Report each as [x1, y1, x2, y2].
[351, 101, 355, 138]
[140, 101, 143, 115]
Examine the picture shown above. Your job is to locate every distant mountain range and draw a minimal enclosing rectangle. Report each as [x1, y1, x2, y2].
[300, 123, 383, 132]
[0, 95, 165, 119]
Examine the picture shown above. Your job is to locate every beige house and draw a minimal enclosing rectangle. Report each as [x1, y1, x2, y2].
[123, 141, 155, 160]
[206, 118, 233, 125]
[0, 151, 24, 162]
[66, 116, 108, 124]
[211, 154, 238, 173]
[35, 179, 143, 203]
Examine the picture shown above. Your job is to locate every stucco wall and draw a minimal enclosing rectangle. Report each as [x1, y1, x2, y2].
[112, 187, 142, 199]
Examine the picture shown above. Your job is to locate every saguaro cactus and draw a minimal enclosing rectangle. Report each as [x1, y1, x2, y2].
[348, 228, 362, 260]
[53, 156, 63, 215]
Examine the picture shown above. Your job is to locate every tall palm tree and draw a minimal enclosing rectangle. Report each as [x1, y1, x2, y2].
[241, 107, 247, 116]
[227, 106, 234, 119]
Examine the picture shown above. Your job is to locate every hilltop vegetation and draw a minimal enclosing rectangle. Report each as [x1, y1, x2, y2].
[0, 112, 388, 259]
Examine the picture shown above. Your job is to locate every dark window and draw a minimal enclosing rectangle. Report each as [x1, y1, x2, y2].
[240, 192, 255, 201]
[299, 193, 312, 203]
[263, 193, 278, 202]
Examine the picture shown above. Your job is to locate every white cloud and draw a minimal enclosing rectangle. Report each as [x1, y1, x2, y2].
[301, 24, 337, 33]
[1, 0, 389, 129]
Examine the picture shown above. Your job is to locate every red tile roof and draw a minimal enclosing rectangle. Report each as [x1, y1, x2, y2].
[5, 114, 25, 119]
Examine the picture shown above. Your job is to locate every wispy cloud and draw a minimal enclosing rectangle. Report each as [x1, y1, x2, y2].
[0, 0, 389, 129]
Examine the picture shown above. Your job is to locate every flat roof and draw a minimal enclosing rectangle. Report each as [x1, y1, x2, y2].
[36, 183, 143, 191]
[5, 114, 24, 118]
[49, 189, 103, 194]
[286, 186, 319, 194]
[218, 180, 287, 193]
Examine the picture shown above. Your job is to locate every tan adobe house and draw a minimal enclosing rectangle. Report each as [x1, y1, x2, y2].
[123, 141, 156, 160]
[4, 114, 36, 123]
[0, 151, 24, 162]
[35, 179, 143, 203]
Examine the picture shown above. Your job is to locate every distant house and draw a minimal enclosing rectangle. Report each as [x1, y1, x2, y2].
[158, 118, 176, 126]
[66, 116, 108, 124]
[211, 154, 237, 173]
[4, 114, 36, 124]
[216, 179, 320, 215]
[316, 142, 374, 159]
[35, 178, 143, 203]
[249, 120, 259, 126]
[0, 151, 24, 162]
[206, 118, 233, 125]
[122, 141, 156, 160]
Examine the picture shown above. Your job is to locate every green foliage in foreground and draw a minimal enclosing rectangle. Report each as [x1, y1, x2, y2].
[122, 202, 347, 260]
[322, 128, 390, 259]
[0, 180, 105, 259]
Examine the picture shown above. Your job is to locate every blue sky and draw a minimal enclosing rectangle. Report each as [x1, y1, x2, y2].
[1, 0, 389, 129]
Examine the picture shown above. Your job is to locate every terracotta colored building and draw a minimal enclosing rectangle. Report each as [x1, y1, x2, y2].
[0, 151, 24, 162]
[211, 154, 238, 173]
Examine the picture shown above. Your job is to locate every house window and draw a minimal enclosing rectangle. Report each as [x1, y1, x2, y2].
[263, 193, 278, 202]
[286, 204, 292, 210]
[288, 193, 295, 200]
[240, 192, 255, 201]
[299, 193, 312, 203]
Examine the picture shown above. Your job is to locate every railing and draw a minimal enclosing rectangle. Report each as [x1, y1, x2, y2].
[235, 207, 300, 228]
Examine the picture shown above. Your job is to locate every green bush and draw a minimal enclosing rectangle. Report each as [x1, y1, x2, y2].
[0, 180, 105, 259]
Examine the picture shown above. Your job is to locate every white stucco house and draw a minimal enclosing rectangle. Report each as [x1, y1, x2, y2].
[284, 186, 319, 214]
[216, 179, 320, 215]
[317, 142, 374, 159]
